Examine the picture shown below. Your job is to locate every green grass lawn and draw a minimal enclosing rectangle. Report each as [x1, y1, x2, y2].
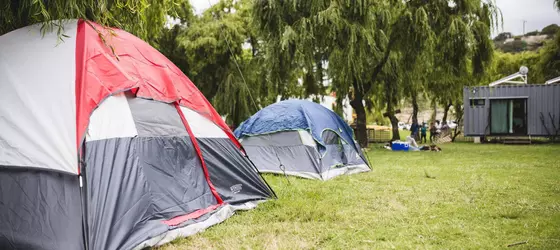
[160, 143, 560, 249]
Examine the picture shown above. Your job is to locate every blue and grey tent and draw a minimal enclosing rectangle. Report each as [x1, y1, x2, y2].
[235, 100, 370, 180]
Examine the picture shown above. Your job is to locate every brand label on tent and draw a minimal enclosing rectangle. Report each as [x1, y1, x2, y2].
[230, 184, 243, 194]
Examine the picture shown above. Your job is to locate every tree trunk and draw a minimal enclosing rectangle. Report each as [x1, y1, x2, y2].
[350, 77, 372, 148]
[411, 92, 419, 125]
[250, 36, 258, 57]
[451, 102, 464, 142]
[389, 114, 400, 141]
[385, 91, 400, 141]
[442, 101, 452, 123]
[431, 99, 437, 122]
[383, 76, 400, 141]
[350, 94, 368, 148]
[411, 92, 420, 140]
[382, 110, 400, 141]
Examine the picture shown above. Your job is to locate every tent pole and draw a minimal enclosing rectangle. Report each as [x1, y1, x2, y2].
[79, 142, 89, 250]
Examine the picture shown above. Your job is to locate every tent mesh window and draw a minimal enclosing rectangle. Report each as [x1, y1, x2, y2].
[322, 130, 346, 145]
[321, 130, 347, 168]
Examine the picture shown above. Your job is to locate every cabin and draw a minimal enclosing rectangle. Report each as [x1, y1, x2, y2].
[463, 69, 560, 139]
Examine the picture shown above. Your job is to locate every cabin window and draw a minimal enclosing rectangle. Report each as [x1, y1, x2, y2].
[469, 99, 485, 107]
[490, 99, 527, 135]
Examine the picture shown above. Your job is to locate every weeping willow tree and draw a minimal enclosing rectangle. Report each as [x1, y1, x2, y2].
[329, 0, 498, 143]
[253, 0, 386, 147]
[0, 0, 187, 46]
[380, 0, 499, 140]
[160, 0, 268, 128]
[321, 1, 385, 146]
[253, 0, 498, 146]
[374, 55, 405, 140]
[403, 67, 430, 137]
[417, 0, 499, 132]
[252, 0, 329, 101]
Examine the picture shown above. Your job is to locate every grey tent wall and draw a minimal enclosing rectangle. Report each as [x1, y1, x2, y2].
[84, 137, 219, 250]
[241, 130, 370, 180]
[172, 103, 274, 204]
[82, 96, 275, 249]
[198, 138, 276, 204]
[245, 144, 323, 177]
[0, 167, 84, 250]
[83, 98, 220, 250]
[241, 131, 323, 177]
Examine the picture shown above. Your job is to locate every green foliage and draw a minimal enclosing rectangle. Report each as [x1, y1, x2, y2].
[500, 40, 528, 53]
[158, 25, 190, 74]
[252, 0, 342, 99]
[0, 0, 186, 45]
[420, 1, 498, 119]
[542, 24, 560, 36]
[252, 0, 385, 145]
[481, 51, 543, 84]
[536, 31, 560, 81]
[366, 109, 390, 125]
[483, 31, 560, 85]
[494, 32, 513, 42]
[525, 30, 540, 37]
[252, 0, 497, 145]
[180, 0, 247, 99]
[159, 0, 274, 127]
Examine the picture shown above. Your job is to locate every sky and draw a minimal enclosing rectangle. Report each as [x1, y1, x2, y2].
[190, 0, 560, 37]
[191, 0, 218, 15]
[495, 0, 560, 36]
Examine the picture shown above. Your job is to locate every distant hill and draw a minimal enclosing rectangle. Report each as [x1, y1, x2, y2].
[494, 24, 558, 53]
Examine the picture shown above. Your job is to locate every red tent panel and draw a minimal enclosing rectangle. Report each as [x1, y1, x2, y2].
[75, 20, 240, 163]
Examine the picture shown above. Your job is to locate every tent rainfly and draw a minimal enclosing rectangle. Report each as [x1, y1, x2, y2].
[235, 100, 371, 180]
[0, 20, 275, 250]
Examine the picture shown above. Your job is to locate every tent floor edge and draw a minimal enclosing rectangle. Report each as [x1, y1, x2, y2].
[131, 204, 237, 250]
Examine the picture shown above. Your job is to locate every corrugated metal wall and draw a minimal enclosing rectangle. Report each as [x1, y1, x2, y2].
[463, 84, 560, 136]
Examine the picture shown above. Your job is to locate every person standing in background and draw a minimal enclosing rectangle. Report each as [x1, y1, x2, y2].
[429, 122, 437, 143]
[420, 123, 427, 143]
[410, 121, 419, 140]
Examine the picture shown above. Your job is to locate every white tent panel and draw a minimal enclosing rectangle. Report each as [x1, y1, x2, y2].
[86, 93, 138, 142]
[180, 107, 228, 138]
[0, 21, 78, 174]
[298, 130, 316, 146]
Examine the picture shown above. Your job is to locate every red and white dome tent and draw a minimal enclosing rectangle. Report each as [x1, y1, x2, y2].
[0, 20, 275, 250]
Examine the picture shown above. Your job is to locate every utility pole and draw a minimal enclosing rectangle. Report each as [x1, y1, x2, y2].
[522, 20, 527, 36]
